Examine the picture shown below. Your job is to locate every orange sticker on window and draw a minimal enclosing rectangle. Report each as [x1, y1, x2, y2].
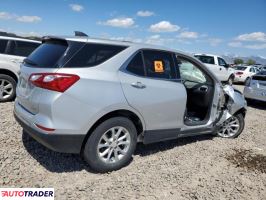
[154, 61, 164, 72]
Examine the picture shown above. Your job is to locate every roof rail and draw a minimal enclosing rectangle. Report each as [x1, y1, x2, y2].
[74, 31, 88, 37]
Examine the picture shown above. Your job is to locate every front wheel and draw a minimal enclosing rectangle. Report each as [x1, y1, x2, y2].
[83, 117, 137, 173]
[216, 113, 245, 138]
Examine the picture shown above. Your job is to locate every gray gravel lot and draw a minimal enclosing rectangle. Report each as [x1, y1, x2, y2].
[0, 85, 266, 200]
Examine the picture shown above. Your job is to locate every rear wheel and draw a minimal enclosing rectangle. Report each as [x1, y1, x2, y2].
[227, 75, 234, 86]
[0, 74, 16, 102]
[216, 113, 245, 138]
[83, 117, 137, 172]
[245, 77, 251, 85]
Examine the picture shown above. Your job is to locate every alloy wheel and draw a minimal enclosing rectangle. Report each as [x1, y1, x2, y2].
[97, 126, 131, 164]
[217, 116, 240, 138]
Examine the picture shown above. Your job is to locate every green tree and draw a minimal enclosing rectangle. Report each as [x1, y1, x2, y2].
[234, 58, 244, 65]
[246, 59, 256, 65]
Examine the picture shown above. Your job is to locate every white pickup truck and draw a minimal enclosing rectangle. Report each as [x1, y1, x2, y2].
[194, 54, 235, 85]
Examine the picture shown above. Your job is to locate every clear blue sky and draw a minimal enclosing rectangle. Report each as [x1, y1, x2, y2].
[0, 0, 266, 57]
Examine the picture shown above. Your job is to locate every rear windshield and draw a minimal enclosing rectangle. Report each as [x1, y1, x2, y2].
[64, 43, 127, 68]
[235, 66, 247, 71]
[25, 40, 127, 68]
[194, 55, 215, 65]
[25, 40, 68, 68]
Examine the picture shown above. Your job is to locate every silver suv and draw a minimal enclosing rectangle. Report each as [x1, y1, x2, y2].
[14, 35, 247, 172]
[0, 36, 40, 102]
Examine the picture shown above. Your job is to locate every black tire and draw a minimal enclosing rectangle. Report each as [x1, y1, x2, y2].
[216, 113, 245, 138]
[245, 77, 251, 86]
[83, 117, 137, 173]
[0, 74, 17, 103]
[227, 75, 234, 86]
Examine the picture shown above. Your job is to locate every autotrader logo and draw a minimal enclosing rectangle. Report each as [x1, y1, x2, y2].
[0, 188, 54, 199]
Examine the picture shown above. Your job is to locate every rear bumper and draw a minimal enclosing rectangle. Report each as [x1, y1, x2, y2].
[14, 112, 86, 154]
[244, 87, 266, 102]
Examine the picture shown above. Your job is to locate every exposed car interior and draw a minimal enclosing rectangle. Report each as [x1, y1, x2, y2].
[176, 56, 215, 125]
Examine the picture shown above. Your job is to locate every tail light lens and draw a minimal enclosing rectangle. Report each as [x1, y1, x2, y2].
[29, 73, 80, 92]
[236, 72, 243, 75]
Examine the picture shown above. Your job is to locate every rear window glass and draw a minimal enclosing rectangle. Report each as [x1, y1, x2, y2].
[12, 41, 40, 57]
[235, 66, 247, 71]
[26, 41, 67, 68]
[194, 55, 215, 65]
[65, 43, 127, 68]
[0, 39, 8, 53]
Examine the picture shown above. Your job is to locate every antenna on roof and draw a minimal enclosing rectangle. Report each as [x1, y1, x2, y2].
[74, 31, 88, 37]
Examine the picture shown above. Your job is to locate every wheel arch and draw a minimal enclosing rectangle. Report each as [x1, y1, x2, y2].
[234, 107, 247, 118]
[80, 109, 144, 154]
[0, 68, 18, 82]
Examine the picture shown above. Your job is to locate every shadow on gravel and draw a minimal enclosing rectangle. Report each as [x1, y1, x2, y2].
[22, 131, 93, 173]
[135, 134, 214, 157]
[22, 130, 214, 173]
[247, 100, 266, 110]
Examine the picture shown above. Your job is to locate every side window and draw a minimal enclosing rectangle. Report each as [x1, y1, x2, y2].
[142, 50, 176, 79]
[250, 68, 255, 73]
[65, 43, 127, 68]
[10, 41, 40, 57]
[0, 39, 8, 53]
[126, 52, 145, 76]
[177, 57, 208, 87]
[218, 57, 226, 66]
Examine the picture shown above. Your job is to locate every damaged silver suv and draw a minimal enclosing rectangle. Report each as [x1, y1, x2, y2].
[14, 35, 247, 172]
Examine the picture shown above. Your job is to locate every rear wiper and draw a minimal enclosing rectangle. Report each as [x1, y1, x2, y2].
[24, 58, 37, 66]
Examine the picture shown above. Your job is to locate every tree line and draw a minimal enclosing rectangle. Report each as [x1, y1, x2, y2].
[234, 58, 256, 65]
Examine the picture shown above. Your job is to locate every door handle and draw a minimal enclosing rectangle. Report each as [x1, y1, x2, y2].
[131, 82, 146, 89]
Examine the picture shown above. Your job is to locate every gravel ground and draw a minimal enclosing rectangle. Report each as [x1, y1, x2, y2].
[1, 85, 266, 200]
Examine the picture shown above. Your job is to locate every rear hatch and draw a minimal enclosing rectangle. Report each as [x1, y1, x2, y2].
[16, 37, 84, 114]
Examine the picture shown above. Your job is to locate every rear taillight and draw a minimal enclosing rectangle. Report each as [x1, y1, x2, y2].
[29, 73, 80, 92]
[236, 72, 243, 75]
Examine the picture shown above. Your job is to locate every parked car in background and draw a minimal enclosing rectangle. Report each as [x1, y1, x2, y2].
[0, 36, 40, 102]
[14, 35, 247, 172]
[244, 70, 266, 102]
[260, 66, 266, 71]
[194, 54, 235, 85]
[234, 65, 258, 84]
